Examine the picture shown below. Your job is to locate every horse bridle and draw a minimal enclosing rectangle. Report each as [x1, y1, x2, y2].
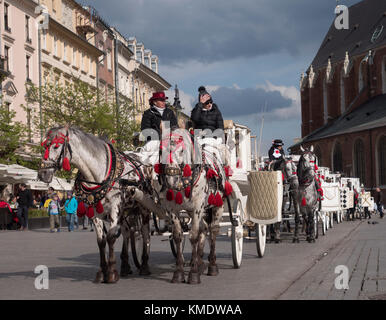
[40, 130, 72, 170]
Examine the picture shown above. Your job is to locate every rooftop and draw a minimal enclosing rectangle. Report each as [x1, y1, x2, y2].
[310, 0, 386, 70]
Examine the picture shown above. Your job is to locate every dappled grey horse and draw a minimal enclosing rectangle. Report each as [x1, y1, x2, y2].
[151, 129, 229, 284]
[38, 126, 157, 283]
[297, 146, 319, 243]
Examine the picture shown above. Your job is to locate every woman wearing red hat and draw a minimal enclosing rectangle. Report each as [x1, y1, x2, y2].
[140, 91, 178, 165]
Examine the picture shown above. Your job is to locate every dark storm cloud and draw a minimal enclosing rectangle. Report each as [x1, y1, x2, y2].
[209, 86, 292, 118]
[83, 0, 359, 64]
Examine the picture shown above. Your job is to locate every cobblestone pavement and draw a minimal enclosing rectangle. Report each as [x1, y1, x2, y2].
[0, 216, 385, 300]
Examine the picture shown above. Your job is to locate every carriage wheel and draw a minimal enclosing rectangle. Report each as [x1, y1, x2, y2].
[170, 234, 186, 259]
[130, 228, 150, 270]
[255, 223, 267, 258]
[231, 199, 244, 268]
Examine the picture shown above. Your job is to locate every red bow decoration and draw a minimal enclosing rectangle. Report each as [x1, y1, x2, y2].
[301, 197, 307, 206]
[214, 192, 223, 207]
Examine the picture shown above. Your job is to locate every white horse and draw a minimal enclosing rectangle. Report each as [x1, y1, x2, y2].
[144, 129, 231, 284]
[38, 126, 157, 283]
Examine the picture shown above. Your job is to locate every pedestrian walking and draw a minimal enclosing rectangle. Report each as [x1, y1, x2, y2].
[48, 193, 61, 233]
[375, 188, 384, 218]
[16, 183, 32, 231]
[64, 192, 78, 232]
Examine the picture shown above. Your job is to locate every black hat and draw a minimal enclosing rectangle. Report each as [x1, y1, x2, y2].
[272, 139, 284, 146]
[198, 86, 213, 104]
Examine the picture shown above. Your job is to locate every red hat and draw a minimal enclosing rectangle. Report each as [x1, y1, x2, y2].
[149, 92, 168, 103]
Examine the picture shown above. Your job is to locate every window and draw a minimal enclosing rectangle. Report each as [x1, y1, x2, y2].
[25, 15, 31, 43]
[4, 46, 10, 72]
[333, 142, 343, 173]
[353, 139, 365, 183]
[4, 3, 10, 32]
[151, 61, 157, 72]
[26, 55, 31, 81]
[63, 42, 67, 62]
[99, 43, 104, 66]
[73, 48, 77, 67]
[378, 136, 386, 186]
[81, 52, 84, 71]
[136, 49, 142, 62]
[323, 80, 328, 124]
[107, 50, 112, 70]
[359, 63, 364, 92]
[144, 56, 150, 67]
[54, 36, 58, 56]
[340, 71, 345, 114]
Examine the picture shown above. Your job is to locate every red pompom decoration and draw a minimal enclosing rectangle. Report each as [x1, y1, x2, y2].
[62, 157, 71, 171]
[215, 192, 223, 207]
[166, 189, 174, 201]
[282, 172, 285, 181]
[208, 193, 215, 205]
[224, 166, 233, 177]
[175, 192, 183, 205]
[321, 175, 325, 180]
[224, 181, 233, 196]
[96, 201, 104, 214]
[111, 139, 116, 144]
[86, 206, 95, 219]
[236, 159, 242, 168]
[154, 163, 161, 174]
[301, 197, 307, 207]
[185, 186, 191, 198]
[77, 201, 86, 217]
[318, 188, 324, 196]
[183, 164, 192, 177]
[314, 164, 319, 171]
[44, 148, 49, 160]
[206, 169, 218, 180]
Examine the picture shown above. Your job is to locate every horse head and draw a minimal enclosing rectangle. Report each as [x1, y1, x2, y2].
[160, 129, 196, 194]
[297, 145, 317, 183]
[282, 158, 298, 184]
[38, 126, 71, 183]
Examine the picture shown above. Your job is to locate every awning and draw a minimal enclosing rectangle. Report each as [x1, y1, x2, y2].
[0, 164, 73, 191]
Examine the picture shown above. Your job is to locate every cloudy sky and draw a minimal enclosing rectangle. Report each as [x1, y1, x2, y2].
[84, 0, 360, 153]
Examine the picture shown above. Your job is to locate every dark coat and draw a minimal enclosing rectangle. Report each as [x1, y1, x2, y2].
[190, 103, 224, 131]
[268, 146, 285, 162]
[141, 106, 178, 139]
[17, 189, 32, 207]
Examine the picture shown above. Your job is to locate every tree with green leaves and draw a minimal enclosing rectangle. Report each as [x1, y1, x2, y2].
[25, 78, 140, 150]
[0, 100, 25, 164]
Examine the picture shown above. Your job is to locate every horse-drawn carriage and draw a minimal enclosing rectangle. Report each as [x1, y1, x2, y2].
[37, 126, 321, 284]
[133, 121, 275, 269]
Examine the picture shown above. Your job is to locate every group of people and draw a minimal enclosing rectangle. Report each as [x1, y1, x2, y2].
[0, 184, 95, 233]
